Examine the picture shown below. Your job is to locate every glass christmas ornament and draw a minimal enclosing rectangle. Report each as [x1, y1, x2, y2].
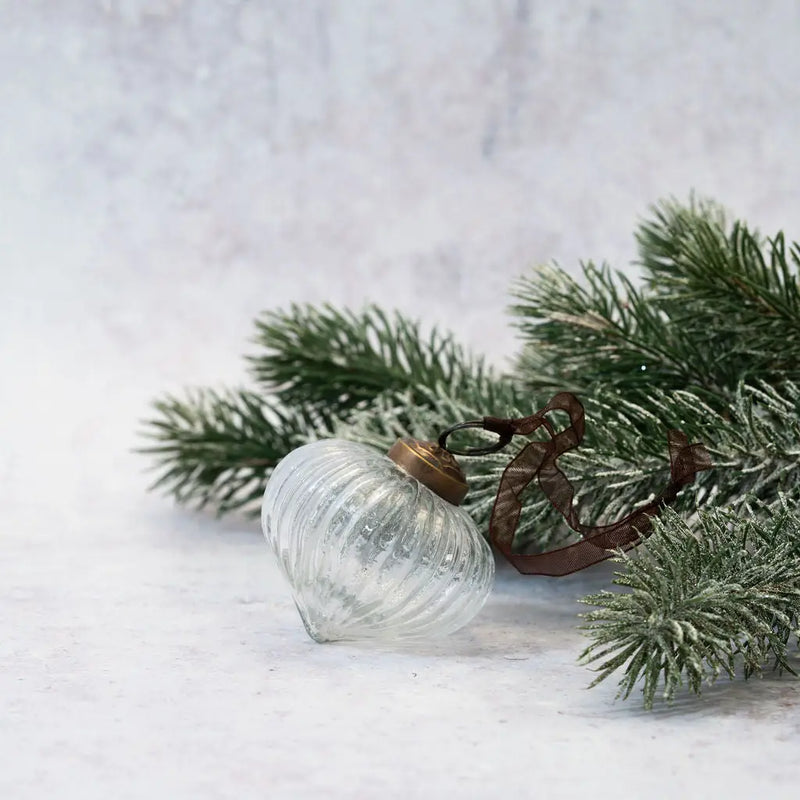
[261, 438, 494, 643]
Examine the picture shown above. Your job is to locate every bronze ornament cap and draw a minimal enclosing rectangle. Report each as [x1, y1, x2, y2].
[387, 438, 468, 506]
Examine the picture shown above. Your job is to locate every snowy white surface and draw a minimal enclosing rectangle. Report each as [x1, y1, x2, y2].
[4, 2, 800, 798]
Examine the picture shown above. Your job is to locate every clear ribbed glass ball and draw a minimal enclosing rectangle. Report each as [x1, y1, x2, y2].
[261, 439, 494, 643]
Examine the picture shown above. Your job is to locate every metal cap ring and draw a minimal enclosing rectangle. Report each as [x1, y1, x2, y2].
[437, 420, 514, 456]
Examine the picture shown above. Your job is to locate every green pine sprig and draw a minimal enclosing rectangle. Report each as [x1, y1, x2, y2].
[141, 306, 499, 517]
[139, 389, 324, 515]
[511, 197, 800, 411]
[249, 303, 492, 413]
[580, 503, 800, 709]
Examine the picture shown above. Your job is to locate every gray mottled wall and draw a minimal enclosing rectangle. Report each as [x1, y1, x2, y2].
[3, 1, 800, 386]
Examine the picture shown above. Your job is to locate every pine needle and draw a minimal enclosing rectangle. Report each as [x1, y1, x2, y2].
[139, 389, 324, 515]
[580, 504, 800, 709]
[248, 303, 490, 413]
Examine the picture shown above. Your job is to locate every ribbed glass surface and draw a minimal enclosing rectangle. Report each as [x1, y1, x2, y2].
[262, 439, 494, 642]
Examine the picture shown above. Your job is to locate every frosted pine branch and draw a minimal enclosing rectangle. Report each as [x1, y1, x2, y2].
[580, 504, 800, 709]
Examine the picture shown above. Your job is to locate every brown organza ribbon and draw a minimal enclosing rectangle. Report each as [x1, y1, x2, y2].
[483, 392, 712, 576]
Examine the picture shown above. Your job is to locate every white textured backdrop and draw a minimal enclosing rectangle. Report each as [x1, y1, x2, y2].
[3, 2, 800, 798]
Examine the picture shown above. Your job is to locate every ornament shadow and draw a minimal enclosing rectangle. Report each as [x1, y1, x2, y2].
[349, 558, 620, 658]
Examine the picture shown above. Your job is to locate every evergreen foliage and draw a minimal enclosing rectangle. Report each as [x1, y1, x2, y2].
[249, 304, 492, 412]
[140, 197, 800, 707]
[581, 504, 800, 709]
[141, 390, 321, 514]
[512, 197, 800, 409]
[141, 305, 498, 516]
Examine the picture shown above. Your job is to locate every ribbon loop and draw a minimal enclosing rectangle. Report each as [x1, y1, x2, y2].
[478, 392, 711, 576]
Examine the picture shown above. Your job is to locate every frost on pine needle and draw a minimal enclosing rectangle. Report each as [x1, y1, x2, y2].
[580, 503, 800, 709]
